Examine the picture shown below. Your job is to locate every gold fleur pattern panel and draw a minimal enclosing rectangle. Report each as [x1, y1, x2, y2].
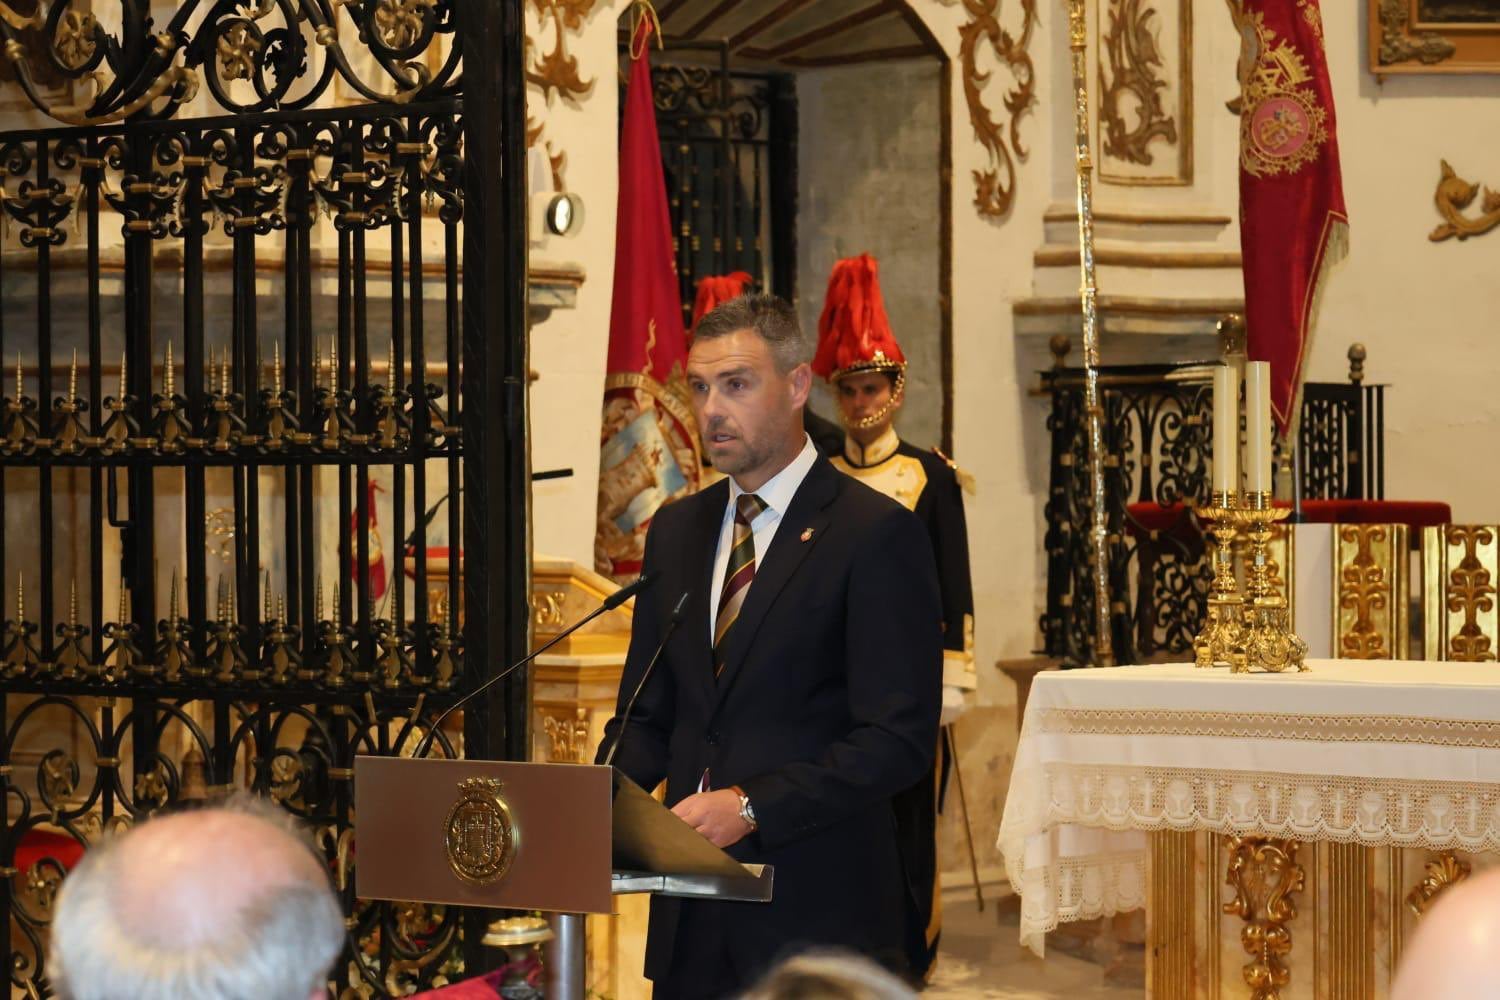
[1334, 523, 1410, 661]
[1423, 525, 1500, 662]
[1098, 0, 1192, 186]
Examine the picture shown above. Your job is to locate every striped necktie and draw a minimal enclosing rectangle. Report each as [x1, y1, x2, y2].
[713, 493, 767, 677]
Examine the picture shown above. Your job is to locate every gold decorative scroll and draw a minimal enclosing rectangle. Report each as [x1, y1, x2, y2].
[1405, 850, 1470, 918]
[1371, 0, 1456, 74]
[1224, 835, 1304, 1000]
[1099, 0, 1192, 185]
[960, 0, 1038, 220]
[523, 0, 598, 189]
[540, 706, 593, 763]
[1334, 523, 1410, 660]
[1423, 525, 1500, 662]
[1430, 159, 1500, 242]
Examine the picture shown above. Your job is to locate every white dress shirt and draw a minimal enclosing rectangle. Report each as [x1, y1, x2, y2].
[708, 434, 818, 642]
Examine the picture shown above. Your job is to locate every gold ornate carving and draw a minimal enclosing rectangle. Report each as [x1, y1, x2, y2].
[526, 0, 596, 101]
[531, 589, 567, 631]
[444, 776, 518, 886]
[1335, 523, 1408, 660]
[1430, 159, 1500, 242]
[1445, 525, 1497, 661]
[541, 705, 592, 763]
[522, 0, 596, 190]
[1223, 835, 1305, 1000]
[1405, 850, 1470, 917]
[1099, 0, 1186, 177]
[959, 0, 1038, 219]
[1375, 0, 1456, 70]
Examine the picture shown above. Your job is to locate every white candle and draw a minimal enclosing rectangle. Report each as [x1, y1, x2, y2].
[1244, 361, 1272, 494]
[1212, 365, 1238, 495]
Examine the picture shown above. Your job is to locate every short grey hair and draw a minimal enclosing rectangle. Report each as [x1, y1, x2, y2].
[740, 950, 917, 1000]
[694, 293, 812, 374]
[50, 795, 345, 1000]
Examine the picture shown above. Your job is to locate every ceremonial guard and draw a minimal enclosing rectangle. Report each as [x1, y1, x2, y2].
[813, 253, 977, 982]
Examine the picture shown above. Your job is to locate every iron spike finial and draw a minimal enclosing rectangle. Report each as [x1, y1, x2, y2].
[69, 579, 78, 626]
[15, 351, 22, 400]
[69, 349, 77, 402]
[315, 577, 324, 621]
[16, 571, 23, 621]
[332, 584, 341, 630]
[169, 573, 180, 624]
[119, 351, 127, 400]
[164, 340, 175, 397]
[262, 571, 271, 623]
[273, 340, 282, 397]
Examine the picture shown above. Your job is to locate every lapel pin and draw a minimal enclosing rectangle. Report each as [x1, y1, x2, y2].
[800, 527, 815, 542]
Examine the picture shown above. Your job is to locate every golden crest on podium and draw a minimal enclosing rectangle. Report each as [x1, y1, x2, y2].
[444, 777, 518, 885]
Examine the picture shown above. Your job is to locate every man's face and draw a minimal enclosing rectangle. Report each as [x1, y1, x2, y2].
[687, 328, 810, 484]
[835, 371, 899, 430]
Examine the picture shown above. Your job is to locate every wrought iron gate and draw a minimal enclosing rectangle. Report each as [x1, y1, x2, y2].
[634, 37, 797, 324]
[0, 1, 529, 995]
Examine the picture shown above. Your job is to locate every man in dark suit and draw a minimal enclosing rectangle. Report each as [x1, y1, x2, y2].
[597, 293, 944, 999]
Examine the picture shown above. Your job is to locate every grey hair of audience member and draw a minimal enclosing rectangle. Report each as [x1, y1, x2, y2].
[1393, 865, 1500, 999]
[739, 951, 917, 1000]
[50, 794, 344, 1000]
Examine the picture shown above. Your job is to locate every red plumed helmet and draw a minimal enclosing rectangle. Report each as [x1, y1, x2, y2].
[690, 272, 753, 335]
[811, 254, 906, 382]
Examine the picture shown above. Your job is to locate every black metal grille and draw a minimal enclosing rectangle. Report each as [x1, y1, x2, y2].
[0, 1, 530, 995]
[630, 38, 797, 320]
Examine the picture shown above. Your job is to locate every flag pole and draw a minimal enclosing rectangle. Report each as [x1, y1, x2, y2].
[1065, 0, 1113, 666]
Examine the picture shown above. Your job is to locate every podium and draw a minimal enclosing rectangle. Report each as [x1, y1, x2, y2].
[354, 756, 774, 998]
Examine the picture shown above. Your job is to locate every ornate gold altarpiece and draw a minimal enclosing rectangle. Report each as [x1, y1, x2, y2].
[995, 514, 1500, 1000]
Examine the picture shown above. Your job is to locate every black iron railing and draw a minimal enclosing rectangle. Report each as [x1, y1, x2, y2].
[0, 2, 530, 995]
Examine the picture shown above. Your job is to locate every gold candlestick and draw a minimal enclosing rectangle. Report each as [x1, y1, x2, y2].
[1193, 490, 1248, 671]
[1228, 491, 1309, 674]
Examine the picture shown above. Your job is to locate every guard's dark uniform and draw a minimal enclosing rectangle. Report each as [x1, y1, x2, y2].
[812, 254, 976, 983]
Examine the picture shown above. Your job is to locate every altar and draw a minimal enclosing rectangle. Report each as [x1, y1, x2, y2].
[999, 660, 1500, 999]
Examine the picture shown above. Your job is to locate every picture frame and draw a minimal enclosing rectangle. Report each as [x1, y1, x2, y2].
[1370, 0, 1500, 77]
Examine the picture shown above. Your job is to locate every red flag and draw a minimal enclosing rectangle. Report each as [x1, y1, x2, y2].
[1230, 0, 1348, 435]
[595, 17, 703, 582]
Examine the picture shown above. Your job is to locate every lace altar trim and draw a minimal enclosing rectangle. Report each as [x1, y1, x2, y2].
[1014, 851, 1148, 957]
[1029, 762, 1500, 851]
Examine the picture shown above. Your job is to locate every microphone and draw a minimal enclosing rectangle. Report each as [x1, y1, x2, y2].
[413, 572, 658, 758]
[602, 590, 690, 770]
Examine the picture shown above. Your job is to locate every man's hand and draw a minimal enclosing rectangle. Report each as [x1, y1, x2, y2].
[671, 789, 751, 849]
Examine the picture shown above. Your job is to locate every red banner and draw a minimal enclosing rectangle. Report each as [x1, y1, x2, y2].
[594, 18, 703, 582]
[1230, 0, 1348, 434]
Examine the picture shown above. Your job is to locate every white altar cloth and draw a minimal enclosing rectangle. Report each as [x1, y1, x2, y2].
[997, 659, 1500, 954]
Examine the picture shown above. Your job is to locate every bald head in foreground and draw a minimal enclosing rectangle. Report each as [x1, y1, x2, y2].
[1393, 866, 1500, 999]
[51, 797, 344, 1000]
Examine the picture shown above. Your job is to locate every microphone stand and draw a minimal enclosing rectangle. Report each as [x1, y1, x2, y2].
[413, 573, 655, 758]
[602, 591, 690, 770]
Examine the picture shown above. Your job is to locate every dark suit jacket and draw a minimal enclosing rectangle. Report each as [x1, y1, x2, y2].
[597, 454, 943, 986]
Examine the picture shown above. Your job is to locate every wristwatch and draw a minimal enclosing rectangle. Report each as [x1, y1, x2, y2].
[731, 785, 757, 830]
